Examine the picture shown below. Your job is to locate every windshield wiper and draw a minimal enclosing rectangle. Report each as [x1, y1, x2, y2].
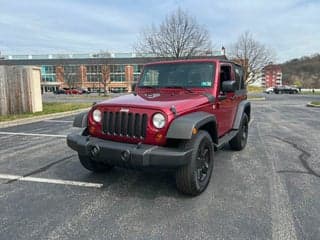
[164, 86, 194, 93]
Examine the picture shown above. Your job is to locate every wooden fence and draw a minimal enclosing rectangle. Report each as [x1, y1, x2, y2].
[0, 66, 42, 115]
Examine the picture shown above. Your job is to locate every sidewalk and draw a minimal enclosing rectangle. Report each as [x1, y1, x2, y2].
[0, 108, 89, 128]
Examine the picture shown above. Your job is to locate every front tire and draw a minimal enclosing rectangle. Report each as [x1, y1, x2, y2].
[78, 154, 114, 173]
[229, 113, 249, 151]
[175, 130, 214, 196]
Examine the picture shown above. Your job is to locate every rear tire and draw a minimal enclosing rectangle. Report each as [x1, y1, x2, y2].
[175, 130, 214, 196]
[78, 154, 114, 173]
[229, 113, 249, 151]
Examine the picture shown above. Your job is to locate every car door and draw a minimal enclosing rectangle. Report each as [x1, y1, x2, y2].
[215, 63, 238, 136]
[233, 63, 247, 97]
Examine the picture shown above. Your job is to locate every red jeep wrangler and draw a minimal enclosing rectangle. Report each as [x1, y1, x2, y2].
[67, 59, 250, 196]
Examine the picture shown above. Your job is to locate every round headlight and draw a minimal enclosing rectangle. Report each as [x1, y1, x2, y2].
[92, 109, 102, 123]
[152, 113, 166, 129]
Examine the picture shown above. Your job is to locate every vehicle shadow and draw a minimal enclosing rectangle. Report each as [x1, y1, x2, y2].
[46, 145, 234, 199]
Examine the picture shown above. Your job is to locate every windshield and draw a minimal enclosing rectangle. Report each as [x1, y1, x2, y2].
[139, 62, 215, 88]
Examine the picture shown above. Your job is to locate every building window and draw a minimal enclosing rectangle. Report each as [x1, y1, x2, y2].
[87, 74, 102, 82]
[86, 65, 102, 82]
[110, 74, 125, 82]
[133, 74, 141, 82]
[64, 65, 79, 73]
[110, 65, 125, 73]
[86, 65, 102, 73]
[42, 75, 56, 82]
[133, 64, 143, 73]
[62, 65, 80, 87]
[132, 64, 143, 82]
[41, 65, 56, 82]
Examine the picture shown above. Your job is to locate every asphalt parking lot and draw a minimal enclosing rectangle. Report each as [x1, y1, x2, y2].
[0, 94, 319, 240]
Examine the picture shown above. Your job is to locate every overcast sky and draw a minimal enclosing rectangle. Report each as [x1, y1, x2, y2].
[0, 0, 319, 63]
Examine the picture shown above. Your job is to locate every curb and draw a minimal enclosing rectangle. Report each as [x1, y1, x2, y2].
[306, 102, 320, 108]
[248, 97, 266, 101]
[0, 108, 90, 128]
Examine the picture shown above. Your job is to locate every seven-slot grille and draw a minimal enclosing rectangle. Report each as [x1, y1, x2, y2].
[102, 111, 148, 138]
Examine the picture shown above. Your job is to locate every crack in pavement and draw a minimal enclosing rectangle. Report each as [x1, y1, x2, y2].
[3, 154, 75, 184]
[270, 136, 319, 178]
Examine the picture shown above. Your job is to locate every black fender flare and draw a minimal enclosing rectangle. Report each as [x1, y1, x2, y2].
[233, 100, 251, 130]
[166, 112, 218, 143]
[73, 111, 88, 128]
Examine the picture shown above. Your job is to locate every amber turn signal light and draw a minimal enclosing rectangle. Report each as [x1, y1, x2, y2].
[192, 128, 198, 135]
[154, 133, 163, 142]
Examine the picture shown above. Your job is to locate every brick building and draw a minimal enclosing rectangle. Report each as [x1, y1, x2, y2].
[0, 52, 223, 93]
[261, 64, 282, 88]
[1, 53, 147, 93]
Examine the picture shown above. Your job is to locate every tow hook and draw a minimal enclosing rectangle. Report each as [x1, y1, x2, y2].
[90, 145, 100, 158]
[121, 150, 131, 162]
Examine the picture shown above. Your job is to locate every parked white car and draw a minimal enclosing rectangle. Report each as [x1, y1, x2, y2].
[264, 87, 274, 94]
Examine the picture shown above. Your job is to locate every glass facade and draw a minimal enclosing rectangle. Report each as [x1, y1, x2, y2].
[110, 64, 125, 82]
[133, 64, 143, 82]
[40, 64, 143, 83]
[64, 65, 79, 74]
[41, 65, 56, 82]
[63, 65, 80, 89]
[110, 74, 125, 82]
[37, 62, 144, 92]
[133, 65, 143, 73]
[86, 65, 102, 82]
[110, 65, 125, 73]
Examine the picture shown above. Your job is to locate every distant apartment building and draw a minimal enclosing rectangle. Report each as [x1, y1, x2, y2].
[0, 52, 222, 93]
[261, 64, 282, 88]
[247, 64, 283, 88]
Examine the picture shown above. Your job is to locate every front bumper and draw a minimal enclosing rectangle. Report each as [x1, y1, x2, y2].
[67, 133, 192, 168]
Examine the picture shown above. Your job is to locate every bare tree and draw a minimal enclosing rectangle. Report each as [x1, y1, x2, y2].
[135, 8, 212, 59]
[101, 65, 110, 95]
[63, 65, 79, 90]
[229, 31, 274, 83]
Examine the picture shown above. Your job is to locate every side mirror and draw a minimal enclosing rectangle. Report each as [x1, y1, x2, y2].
[221, 80, 236, 93]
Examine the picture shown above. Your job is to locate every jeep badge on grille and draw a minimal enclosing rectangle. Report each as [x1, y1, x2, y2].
[120, 108, 129, 113]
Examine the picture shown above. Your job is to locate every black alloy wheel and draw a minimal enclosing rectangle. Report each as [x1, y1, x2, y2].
[196, 140, 211, 183]
[176, 130, 214, 196]
[229, 113, 249, 151]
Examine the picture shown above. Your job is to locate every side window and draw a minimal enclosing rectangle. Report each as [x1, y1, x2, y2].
[234, 65, 245, 89]
[220, 65, 232, 94]
[220, 65, 231, 82]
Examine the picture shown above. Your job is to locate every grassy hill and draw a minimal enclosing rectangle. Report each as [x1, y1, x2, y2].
[281, 54, 320, 88]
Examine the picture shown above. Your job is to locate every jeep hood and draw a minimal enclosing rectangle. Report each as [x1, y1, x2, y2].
[98, 93, 210, 114]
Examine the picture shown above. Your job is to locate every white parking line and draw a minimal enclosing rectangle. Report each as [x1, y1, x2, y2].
[44, 120, 73, 123]
[0, 132, 66, 138]
[0, 174, 103, 188]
